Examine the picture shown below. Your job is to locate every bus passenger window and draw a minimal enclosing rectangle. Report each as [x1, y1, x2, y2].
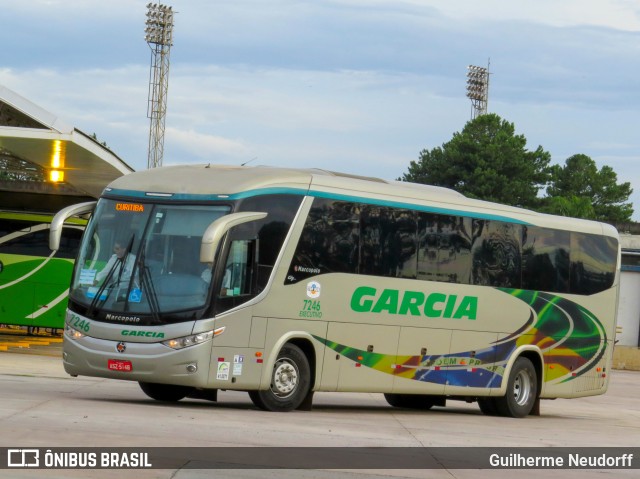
[418, 214, 472, 284]
[287, 199, 359, 282]
[471, 220, 522, 288]
[378, 208, 417, 279]
[570, 233, 617, 295]
[522, 227, 570, 293]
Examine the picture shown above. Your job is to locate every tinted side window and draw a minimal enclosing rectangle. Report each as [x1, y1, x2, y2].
[288, 200, 420, 283]
[418, 214, 472, 284]
[522, 226, 570, 293]
[359, 206, 418, 278]
[378, 208, 417, 279]
[570, 233, 617, 295]
[286, 198, 617, 296]
[359, 205, 383, 276]
[1, 228, 50, 257]
[471, 220, 522, 288]
[0, 219, 34, 238]
[287, 198, 359, 283]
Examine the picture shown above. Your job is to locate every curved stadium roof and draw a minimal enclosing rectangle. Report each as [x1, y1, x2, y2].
[0, 85, 134, 213]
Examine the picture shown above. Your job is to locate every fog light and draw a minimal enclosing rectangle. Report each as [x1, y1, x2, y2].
[186, 363, 197, 373]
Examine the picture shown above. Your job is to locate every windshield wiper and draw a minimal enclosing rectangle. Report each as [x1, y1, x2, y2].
[124, 242, 161, 323]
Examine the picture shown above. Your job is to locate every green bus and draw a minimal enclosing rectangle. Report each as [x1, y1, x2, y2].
[51, 165, 620, 417]
[0, 211, 85, 332]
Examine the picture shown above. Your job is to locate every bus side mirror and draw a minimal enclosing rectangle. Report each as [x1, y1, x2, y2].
[200, 212, 267, 264]
[49, 201, 97, 251]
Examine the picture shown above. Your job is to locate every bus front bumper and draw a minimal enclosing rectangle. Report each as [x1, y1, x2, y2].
[62, 333, 213, 387]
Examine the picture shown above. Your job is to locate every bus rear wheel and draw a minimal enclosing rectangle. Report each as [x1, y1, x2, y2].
[249, 343, 311, 412]
[477, 397, 499, 416]
[139, 382, 193, 402]
[494, 357, 538, 418]
[384, 393, 438, 410]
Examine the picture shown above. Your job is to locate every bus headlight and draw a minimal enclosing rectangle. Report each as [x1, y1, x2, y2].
[65, 324, 85, 340]
[162, 331, 214, 350]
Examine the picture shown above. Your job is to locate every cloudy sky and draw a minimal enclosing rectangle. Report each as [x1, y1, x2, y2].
[1, 0, 639, 219]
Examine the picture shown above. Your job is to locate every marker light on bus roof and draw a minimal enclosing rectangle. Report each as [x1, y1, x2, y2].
[162, 330, 214, 350]
[145, 192, 173, 197]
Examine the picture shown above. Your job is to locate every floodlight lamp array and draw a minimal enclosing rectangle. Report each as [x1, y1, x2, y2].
[466, 65, 488, 101]
[145, 3, 174, 45]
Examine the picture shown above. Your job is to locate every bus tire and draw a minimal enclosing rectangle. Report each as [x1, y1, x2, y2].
[477, 397, 499, 416]
[383, 393, 436, 410]
[249, 343, 311, 412]
[494, 357, 537, 418]
[138, 382, 193, 402]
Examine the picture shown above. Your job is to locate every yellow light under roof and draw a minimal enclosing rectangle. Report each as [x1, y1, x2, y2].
[51, 140, 66, 169]
[50, 170, 64, 183]
[49, 140, 67, 183]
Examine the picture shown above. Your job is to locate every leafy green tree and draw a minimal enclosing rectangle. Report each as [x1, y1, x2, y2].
[543, 195, 596, 219]
[544, 154, 633, 222]
[401, 114, 552, 209]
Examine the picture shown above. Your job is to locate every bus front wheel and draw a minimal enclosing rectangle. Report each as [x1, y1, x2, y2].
[494, 357, 538, 418]
[139, 382, 193, 402]
[249, 343, 311, 412]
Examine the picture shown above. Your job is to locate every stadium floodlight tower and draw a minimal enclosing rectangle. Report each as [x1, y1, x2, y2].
[466, 62, 490, 120]
[145, 2, 175, 169]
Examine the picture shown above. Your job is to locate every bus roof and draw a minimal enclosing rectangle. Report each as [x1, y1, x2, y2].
[105, 164, 617, 238]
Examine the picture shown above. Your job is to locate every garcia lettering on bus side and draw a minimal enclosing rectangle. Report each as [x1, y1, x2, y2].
[350, 286, 477, 320]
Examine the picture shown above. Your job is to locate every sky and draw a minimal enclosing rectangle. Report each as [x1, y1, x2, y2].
[1, 0, 639, 220]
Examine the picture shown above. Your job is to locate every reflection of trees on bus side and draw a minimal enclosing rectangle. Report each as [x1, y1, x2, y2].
[286, 198, 617, 296]
[471, 221, 521, 288]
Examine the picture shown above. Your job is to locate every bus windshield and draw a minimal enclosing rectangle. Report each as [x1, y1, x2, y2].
[69, 199, 230, 320]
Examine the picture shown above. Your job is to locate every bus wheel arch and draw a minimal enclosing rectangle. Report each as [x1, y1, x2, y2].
[249, 340, 314, 412]
[518, 349, 543, 416]
[493, 353, 540, 418]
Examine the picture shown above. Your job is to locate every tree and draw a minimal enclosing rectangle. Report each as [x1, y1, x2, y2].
[543, 154, 633, 222]
[543, 195, 596, 219]
[401, 114, 551, 209]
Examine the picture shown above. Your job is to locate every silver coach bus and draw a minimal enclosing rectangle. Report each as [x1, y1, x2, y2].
[50, 165, 620, 417]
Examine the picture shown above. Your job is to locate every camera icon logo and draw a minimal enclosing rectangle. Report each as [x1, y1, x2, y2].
[7, 449, 40, 468]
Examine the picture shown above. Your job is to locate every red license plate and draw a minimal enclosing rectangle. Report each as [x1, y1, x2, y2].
[108, 359, 133, 372]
